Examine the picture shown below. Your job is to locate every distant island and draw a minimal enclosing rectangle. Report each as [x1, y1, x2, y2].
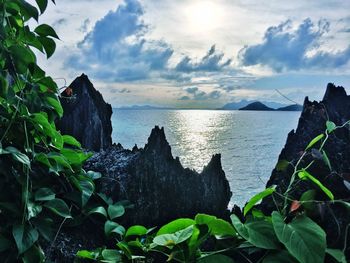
[115, 101, 303, 111]
[239, 102, 302, 111]
[239, 101, 275, 111]
[221, 100, 303, 111]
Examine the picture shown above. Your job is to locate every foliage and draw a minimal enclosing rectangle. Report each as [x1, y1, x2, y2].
[0, 1, 120, 262]
[77, 121, 350, 263]
[1, 1, 349, 262]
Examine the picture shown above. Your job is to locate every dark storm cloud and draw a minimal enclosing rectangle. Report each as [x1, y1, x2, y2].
[240, 19, 350, 72]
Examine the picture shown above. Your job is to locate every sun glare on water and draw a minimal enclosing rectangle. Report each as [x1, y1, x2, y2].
[186, 1, 224, 32]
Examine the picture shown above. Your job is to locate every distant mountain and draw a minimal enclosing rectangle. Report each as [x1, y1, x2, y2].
[115, 105, 171, 110]
[220, 100, 287, 110]
[277, 104, 303, 111]
[239, 102, 275, 111]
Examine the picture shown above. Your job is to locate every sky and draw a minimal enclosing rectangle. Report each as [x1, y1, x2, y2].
[31, 0, 350, 108]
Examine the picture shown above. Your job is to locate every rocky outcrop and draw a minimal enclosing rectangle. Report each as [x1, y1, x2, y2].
[262, 83, 350, 251]
[85, 126, 232, 226]
[57, 74, 112, 151]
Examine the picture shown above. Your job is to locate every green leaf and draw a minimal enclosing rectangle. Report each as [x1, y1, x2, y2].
[5, 146, 30, 166]
[199, 254, 235, 263]
[104, 220, 125, 237]
[125, 225, 148, 237]
[157, 218, 195, 235]
[35, 188, 55, 201]
[62, 135, 81, 148]
[38, 36, 56, 58]
[19, 1, 39, 21]
[322, 150, 332, 171]
[10, 45, 35, 74]
[76, 250, 97, 259]
[108, 204, 125, 220]
[272, 211, 326, 263]
[31, 217, 54, 241]
[86, 170, 101, 180]
[43, 198, 72, 218]
[87, 206, 107, 218]
[79, 179, 94, 207]
[326, 248, 347, 263]
[231, 214, 280, 249]
[153, 225, 194, 246]
[195, 214, 236, 237]
[298, 170, 334, 200]
[305, 134, 324, 150]
[34, 153, 50, 167]
[101, 249, 122, 261]
[60, 148, 83, 165]
[46, 96, 63, 117]
[22, 245, 45, 263]
[34, 24, 59, 39]
[326, 121, 337, 133]
[244, 187, 275, 216]
[27, 201, 42, 219]
[263, 250, 297, 263]
[35, 0, 48, 13]
[12, 225, 39, 254]
[300, 190, 316, 211]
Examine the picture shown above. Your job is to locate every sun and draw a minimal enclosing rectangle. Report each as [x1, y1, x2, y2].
[186, 1, 224, 33]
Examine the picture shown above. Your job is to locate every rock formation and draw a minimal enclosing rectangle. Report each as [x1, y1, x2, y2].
[57, 74, 112, 151]
[262, 83, 350, 250]
[85, 126, 232, 226]
[239, 101, 275, 111]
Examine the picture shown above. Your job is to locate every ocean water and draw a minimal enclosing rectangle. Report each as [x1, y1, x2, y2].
[111, 109, 300, 207]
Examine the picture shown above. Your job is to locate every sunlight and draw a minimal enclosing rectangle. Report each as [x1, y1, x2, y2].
[186, 1, 224, 32]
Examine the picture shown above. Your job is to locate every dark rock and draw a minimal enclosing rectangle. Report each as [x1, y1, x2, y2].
[262, 83, 350, 253]
[276, 104, 303, 111]
[85, 126, 232, 226]
[239, 101, 275, 111]
[57, 74, 112, 151]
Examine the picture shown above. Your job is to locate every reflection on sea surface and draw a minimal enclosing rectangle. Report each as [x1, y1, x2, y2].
[112, 109, 300, 207]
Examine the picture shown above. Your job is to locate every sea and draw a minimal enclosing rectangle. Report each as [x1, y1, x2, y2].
[111, 109, 300, 208]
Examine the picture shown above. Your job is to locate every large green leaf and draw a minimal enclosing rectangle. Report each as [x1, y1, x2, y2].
[298, 170, 334, 200]
[104, 220, 125, 237]
[12, 225, 39, 254]
[35, 0, 48, 13]
[153, 225, 194, 246]
[35, 24, 59, 39]
[125, 225, 148, 237]
[87, 206, 107, 218]
[79, 179, 94, 207]
[9, 45, 35, 74]
[271, 212, 326, 263]
[34, 188, 55, 201]
[38, 36, 56, 58]
[5, 146, 30, 166]
[43, 198, 72, 218]
[231, 214, 280, 249]
[157, 218, 195, 235]
[244, 187, 275, 216]
[195, 214, 236, 237]
[46, 96, 63, 117]
[107, 204, 125, 220]
[62, 135, 81, 148]
[326, 248, 347, 263]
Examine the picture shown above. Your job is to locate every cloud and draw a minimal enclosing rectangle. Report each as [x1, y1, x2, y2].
[239, 19, 350, 72]
[175, 45, 231, 72]
[179, 86, 221, 101]
[79, 19, 91, 33]
[52, 18, 67, 27]
[66, 0, 174, 82]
